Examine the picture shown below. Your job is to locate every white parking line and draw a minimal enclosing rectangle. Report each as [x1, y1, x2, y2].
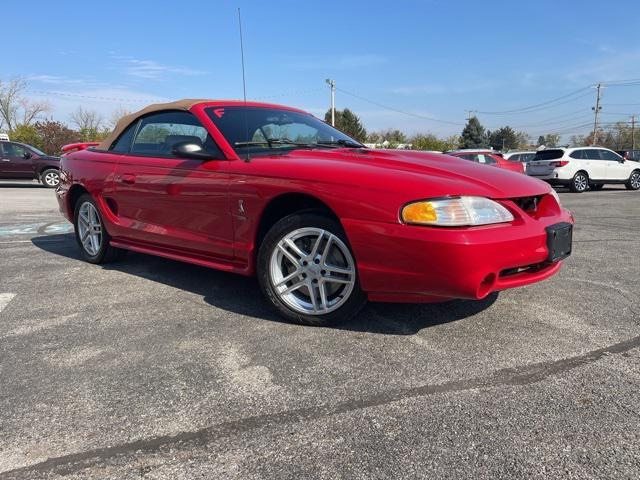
[0, 293, 16, 314]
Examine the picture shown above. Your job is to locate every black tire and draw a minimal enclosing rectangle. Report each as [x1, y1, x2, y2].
[73, 193, 125, 264]
[40, 168, 60, 188]
[257, 212, 366, 326]
[570, 171, 589, 193]
[590, 183, 604, 191]
[625, 170, 640, 190]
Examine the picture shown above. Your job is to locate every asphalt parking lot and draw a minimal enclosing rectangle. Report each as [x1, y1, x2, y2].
[0, 180, 639, 479]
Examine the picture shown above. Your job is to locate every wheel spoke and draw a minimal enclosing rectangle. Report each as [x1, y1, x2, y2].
[318, 281, 328, 311]
[309, 284, 320, 312]
[274, 269, 303, 289]
[319, 234, 334, 265]
[324, 264, 353, 276]
[278, 242, 302, 266]
[324, 276, 351, 285]
[281, 279, 307, 295]
[309, 230, 326, 259]
[82, 235, 93, 252]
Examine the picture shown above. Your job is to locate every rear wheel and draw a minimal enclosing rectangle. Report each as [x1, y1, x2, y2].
[570, 171, 589, 193]
[41, 169, 60, 188]
[626, 171, 640, 190]
[73, 194, 124, 263]
[257, 213, 366, 326]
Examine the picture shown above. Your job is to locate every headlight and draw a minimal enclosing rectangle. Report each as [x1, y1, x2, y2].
[401, 196, 514, 226]
[549, 188, 561, 207]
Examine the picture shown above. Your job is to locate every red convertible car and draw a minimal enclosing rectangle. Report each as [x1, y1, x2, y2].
[57, 99, 573, 326]
[447, 150, 525, 174]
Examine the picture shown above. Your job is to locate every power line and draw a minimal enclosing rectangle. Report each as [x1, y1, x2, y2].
[335, 87, 465, 126]
[476, 86, 592, 115]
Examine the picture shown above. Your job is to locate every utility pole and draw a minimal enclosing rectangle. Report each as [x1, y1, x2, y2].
[465, 109, 477, 121]
[631, 114, 636, 150]
[325, 79, 336, 126]
[591, 83, 603, 145]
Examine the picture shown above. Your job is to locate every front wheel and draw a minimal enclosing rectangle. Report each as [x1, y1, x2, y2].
[570, 172, 589, 193]
[257, 213, 366, 326]
[626, 171, 640, 190]
[41, 169, 60, 188]
[73, 194, 124, 263]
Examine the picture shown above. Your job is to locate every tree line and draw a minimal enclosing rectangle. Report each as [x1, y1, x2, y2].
[327, 108, 637, 152]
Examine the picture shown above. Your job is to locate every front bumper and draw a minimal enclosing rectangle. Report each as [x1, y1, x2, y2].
[343, 204, 574, 303]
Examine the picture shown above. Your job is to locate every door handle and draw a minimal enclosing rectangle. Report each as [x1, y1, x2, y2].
[120, 173, 136, 185]
[1, 159, 10, 162]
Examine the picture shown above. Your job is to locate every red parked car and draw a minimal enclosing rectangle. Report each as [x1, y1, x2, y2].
[447, 150, 525, 174]
[57, 100, 573, 326]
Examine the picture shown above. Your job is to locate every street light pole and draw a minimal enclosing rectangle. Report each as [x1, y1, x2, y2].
[325, 79, 336, 126]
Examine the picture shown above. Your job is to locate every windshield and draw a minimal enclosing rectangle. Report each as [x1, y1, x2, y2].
[206, 106, 362, 156]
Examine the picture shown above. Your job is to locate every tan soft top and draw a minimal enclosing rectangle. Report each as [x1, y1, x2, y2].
[97, 99, 210, 150]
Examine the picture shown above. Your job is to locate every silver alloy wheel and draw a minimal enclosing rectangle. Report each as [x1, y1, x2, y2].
[575, 174, 587, 191]
[44, 171, 60, 187]
[631, 172, 640, 189]
[269, 227, 356, 315]
[77, 202, 102, 256]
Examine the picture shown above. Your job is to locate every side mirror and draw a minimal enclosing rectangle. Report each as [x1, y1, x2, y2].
[172, 142, 219, 161]
[23, 151, 32, 159]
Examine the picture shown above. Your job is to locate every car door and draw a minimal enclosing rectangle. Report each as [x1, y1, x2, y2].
[112, 110, 234, 260]
[581, 149, 607, 180]
[0, 142, 34, 178]
[598, 149, 627, 180]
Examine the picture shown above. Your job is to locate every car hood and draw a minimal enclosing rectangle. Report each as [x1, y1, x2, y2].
[273, 148, 551, 199]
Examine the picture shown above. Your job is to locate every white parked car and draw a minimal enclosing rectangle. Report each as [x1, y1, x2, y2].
[526, 146, 640, 192]
[504, 151, 536, 163]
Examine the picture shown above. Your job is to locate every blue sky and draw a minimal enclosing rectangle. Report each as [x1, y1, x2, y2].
[3, 0, 640, 140]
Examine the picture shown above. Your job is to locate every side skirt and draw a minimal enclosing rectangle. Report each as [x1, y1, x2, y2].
[109, 238, 251, 276]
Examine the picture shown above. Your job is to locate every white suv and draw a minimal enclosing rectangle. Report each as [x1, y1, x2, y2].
[527, 147, 640, 192]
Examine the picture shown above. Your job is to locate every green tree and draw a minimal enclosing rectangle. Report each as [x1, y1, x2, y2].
[488, 126, 518, 151]
[324, 108, 367, 142]
[367, 129, 407, 147]
[410, 133, 458, 152]
[537, 134, 560, 147]
[460, 116, 488, 148]
[9, 124, 42, 149]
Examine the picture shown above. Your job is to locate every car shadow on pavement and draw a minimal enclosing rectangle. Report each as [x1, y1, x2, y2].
[32, 233, 498, 335]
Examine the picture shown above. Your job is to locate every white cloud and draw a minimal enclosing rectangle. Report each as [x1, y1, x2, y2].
[106, 53, 208, 79]
[123, 59, 208, 79]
